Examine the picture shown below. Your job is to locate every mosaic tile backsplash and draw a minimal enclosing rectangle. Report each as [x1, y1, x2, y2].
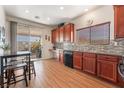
[55, 40, 124, 56]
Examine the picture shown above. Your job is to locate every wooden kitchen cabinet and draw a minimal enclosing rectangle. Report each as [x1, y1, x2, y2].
[114, 5, 124, 38]
[64, 23, 74, 42]
[59, 26, 64, 42]
[51, 23, 74, 43]
[83, 53, 96, 75]
[55, 50, 60, 62]
[97, 54, 119, 82]
[51, 29, 56, 44]
[73, 51, 83, 70]
[55, 28, 60, 42]
[59, 51, 64, 64]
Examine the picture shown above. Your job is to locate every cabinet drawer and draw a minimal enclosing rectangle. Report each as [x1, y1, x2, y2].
[73, 52, 82, 56]
[83, 52, 96, 58]
[97, 55, 119, 62]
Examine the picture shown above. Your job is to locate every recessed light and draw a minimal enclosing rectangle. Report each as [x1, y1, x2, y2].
[84, 8, 88, 12]
[60, 6, 64, 10]
[25, 10, 29, 13]
[35, 16, 40, 19]
[47, 17, 50, 21]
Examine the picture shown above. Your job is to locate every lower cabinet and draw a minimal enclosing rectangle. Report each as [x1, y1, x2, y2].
[83, 53, 97, 75]
[56, 51, 60, 62]
[59, 51, 64, 64]
[58, 50, 121, 84]
[97, 55, 119, 83]
[73, 52, 83, 70]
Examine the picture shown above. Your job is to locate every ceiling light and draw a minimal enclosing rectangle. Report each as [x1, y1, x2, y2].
[60, 6, 64, 10]
[47, 17, 50, 21]
[84, 8, 88, 12]
[35, 16, 40, 19]
[25, 10, 29, 13]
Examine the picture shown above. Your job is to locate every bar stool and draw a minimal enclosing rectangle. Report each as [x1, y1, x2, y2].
[24, 58, 37, 76]
[5, 63, 28, 88]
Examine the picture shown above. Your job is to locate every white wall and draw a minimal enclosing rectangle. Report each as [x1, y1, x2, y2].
[0, 6, 6, 55]
[6, 16, 54, 59]
[41, 28, 53, 59]
[70, 5, 114, 42]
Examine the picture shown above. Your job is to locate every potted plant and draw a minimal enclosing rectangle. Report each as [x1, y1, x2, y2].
[31, 41, 41, 58]
[0, 43, 10, 54]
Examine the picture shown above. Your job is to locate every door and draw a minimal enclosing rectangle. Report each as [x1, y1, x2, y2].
[51, 29, 56, 44]
[55, 28, 60, 42]
[83, 57, 96, 74]
[59, 52, 64, 63]
[64, 23, 74, 42]
[59, 26, 64, 42]
[73, 52, 82, 70]
[114, 6, 124, 38]
[97, 60, 117, 82]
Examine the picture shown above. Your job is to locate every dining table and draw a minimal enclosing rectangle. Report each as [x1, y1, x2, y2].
[0, 51, 31, 88]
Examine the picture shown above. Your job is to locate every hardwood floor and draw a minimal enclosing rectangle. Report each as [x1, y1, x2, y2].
[9, 59, 118, 88]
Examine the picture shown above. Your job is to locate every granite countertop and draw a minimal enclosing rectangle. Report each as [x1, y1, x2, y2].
[51, 48, 124, 57]
[72, 49, 124, 56]
[56, 49, 124, 57]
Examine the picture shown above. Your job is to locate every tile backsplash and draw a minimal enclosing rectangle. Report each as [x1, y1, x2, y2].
[55, 40, 124, 55]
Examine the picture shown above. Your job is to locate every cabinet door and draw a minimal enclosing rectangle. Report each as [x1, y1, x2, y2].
[97, 60, 117, 82]
[51, 30, 56, 44]
[56, 51, 60, 62]
[64, 23, 74, 42]
[114, 6, 124, 38]
[73, 52, 82, 70]
[59, 27, 64, 42]
[55, 28, 60, 42]
[59, 52, 64, 63]
[83, 57, 96, 75]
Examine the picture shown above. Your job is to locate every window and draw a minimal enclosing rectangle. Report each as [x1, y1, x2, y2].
[17, 23, 42, 58]
[76, 22, 110, 45]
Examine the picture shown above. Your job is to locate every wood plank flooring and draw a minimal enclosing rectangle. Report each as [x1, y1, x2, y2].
[9, 59, 118, 88]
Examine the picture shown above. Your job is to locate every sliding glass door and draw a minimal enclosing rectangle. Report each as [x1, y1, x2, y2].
[17, 23, 42, 58]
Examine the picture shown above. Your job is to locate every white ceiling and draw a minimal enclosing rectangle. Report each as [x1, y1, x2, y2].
[4, 5, 100, 25]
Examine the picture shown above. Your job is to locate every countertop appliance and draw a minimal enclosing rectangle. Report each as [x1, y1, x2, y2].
[63, 50, 73, 68]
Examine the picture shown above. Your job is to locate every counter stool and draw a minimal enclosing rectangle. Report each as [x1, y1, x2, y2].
[25, 59, 37, 76]
[5, 63, 28, 88]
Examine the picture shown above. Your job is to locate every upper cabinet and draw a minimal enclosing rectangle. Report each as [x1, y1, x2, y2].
[51, 23, 74, 43]
[59, 26, 65, 42]
[64, 23, 74, 42]
[114, 5, 124, 39]
[55, 28, 60, 42]
[51, 29, 56, 44]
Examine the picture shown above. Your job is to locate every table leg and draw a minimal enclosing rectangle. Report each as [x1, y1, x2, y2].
[28, 55, 31, 80]
[5, 58, 7, 78]
[1, 58, 4, 88]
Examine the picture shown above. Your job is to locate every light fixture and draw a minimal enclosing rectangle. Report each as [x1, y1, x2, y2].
[25, 10, 29, 13]
[60, 6, 64, 10]
[84, 8, 88, 12]
[47, 17, 50, 21]
[35, 16, 40, 19]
